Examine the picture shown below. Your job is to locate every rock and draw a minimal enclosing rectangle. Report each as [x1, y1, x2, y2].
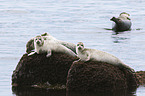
[136, 71, 145, 85]
[12, 52, 77, 88]
[12, 51, 139, 92]
[66, 61, 139, 92]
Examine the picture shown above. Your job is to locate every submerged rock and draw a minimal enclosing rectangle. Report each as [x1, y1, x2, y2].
[12, 52, 77, 88]
[66, 61, 139, 92]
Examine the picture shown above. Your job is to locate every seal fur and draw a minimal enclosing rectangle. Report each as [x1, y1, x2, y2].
[26, 33, 76, 54]
[110, 12, 132, 32]
[28, 36, 76, 57]
[76, 42, 134, 73]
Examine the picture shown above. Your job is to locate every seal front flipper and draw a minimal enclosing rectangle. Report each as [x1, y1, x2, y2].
[28, 51, 36, 56]
[46, 49, 52, 57]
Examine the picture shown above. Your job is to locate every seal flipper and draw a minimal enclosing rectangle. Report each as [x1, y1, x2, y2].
[46, 49, 52, 57]
[118, 63, 135, 73]
[28, 51, 36, 56]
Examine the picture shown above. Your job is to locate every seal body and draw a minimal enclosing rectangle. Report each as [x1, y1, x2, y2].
[28, 36, 76, 57]
[26, 33, 76, 54]
[76, 42, 134, 73]
[110, 12, 132, 32]
[26, 33, 50, 53]
[76, 42, 123, 65]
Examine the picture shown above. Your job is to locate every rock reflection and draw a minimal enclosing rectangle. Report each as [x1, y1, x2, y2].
[12, 86, 137, 96]
[66, 90, 136, 96]
[12, 87, 66, 96]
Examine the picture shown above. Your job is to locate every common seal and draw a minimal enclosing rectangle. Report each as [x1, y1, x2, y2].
[28, 36, 76, 57]
[26, 33, 49, 54]
[110, 12, 132, 32]
[26, 33, 76, 54]
[76, 42, 134, 73]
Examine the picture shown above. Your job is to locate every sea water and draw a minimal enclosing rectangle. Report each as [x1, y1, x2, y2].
[0, 0, 145, 96]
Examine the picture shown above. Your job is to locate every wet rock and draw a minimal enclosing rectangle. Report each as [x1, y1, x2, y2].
[136, 71, 145, 85]
[66, 61, 139, 92]
[12, 51, 139, 92]
[12, 52, 77, 88]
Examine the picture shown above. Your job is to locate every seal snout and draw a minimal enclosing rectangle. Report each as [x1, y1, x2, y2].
[110, 17, 116, 21]
[36, 41, 40, 44]
[78, 46, 82, 50]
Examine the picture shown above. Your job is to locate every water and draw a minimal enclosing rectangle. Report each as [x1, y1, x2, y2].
[0, 0, 145, 96]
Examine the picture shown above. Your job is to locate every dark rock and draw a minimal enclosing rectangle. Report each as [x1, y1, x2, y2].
[66, 61, 139, 92]
[12, 51, 139, 92]
[12, 52, 77, 87]
[136, 71, 145, 85]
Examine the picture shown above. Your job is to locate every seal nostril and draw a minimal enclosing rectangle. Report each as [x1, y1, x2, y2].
[78, 47, 81, 50]
[37, 41, 40, 44]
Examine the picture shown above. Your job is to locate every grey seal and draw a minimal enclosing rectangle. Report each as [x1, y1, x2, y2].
[110, 12, 132, 32]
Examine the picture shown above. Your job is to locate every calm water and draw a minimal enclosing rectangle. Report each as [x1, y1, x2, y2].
[0, 0, 145, 96]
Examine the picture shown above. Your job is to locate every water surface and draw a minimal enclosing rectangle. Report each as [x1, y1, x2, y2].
[0, 0, 145, 96]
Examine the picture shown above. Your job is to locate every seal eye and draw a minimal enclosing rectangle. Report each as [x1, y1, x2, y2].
[39, 38, 41, 40]
[127, 17, 131, 20]
[77, 44, 79, 46]
[81, 44, 84, 47]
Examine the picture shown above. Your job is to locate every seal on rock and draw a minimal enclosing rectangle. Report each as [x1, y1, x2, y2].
[110, 12, 132, 32]
[76, 42, 134, 73]
[28, 36, 76, 57]
[26, 33, 76, 54]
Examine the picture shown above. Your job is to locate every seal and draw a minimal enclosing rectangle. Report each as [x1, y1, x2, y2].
[76, 42, 134, 73]
[26, 33, 49, 54]
[28, 36, 76, 57]
[110, 12, 132, 32]
[26, 33, 76, 54]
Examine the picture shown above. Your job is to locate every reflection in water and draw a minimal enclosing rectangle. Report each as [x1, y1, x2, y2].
[12, 87, 66, 96]
[103, 28, 112, 31]
[12, 87, 137, 96]
[111, 33, 129, 43]
[104, 27, 130, 43]
[67, 90, 137, 96]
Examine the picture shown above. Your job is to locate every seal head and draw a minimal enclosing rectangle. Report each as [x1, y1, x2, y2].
[77, 42, 84, 50]
[34, 36, 44, 47]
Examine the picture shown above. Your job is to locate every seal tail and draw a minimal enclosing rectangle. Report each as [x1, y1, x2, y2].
[118, 63, 135, 73]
